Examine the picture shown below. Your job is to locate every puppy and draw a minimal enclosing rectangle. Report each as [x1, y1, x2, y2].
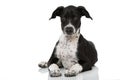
[38, 5, 98, 77]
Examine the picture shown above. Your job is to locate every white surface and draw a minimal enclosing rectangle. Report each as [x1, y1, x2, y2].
[0, 0, 120, 80]
[40, 67, 99, 80]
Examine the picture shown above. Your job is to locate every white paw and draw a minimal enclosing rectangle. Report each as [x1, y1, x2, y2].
[64, 69, 77, 77]
[49, 69, 61, 77]
[38, 61, 48, 68]
[64, 64, 83, 77]
[49, 64, 61, 77]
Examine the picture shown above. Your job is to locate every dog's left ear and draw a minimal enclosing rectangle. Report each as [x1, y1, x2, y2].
[77, 6, 93, 20]
[49, 6, 64, 20]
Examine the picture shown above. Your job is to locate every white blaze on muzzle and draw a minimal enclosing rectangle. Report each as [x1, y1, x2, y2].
[64, 23, 76, 34]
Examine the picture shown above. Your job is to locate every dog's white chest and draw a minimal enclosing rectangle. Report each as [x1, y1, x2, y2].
[56, 34, 80, 69]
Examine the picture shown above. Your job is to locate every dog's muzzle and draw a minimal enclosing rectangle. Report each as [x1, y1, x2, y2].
[64, 23, 76, 35]
[65, 27, 74, 35]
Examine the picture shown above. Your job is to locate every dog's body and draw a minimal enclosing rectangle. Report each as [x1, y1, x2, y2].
[38, 5, 98, 77]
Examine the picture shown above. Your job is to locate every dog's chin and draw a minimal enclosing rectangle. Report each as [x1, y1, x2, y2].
[66, 33, 73, 36]
[64, 32, 80, 39]
[64, 32, 74, 36]
[63, 28, 80, 37]
[64, 32, 77, 37]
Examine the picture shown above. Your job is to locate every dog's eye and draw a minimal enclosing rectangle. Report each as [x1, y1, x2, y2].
[61, 18, 66, 22]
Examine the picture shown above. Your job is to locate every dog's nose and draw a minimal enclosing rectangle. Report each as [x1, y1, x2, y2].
[65, 27, 74, 35]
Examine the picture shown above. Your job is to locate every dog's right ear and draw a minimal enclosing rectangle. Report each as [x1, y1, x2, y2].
[49, 6, 64, 20]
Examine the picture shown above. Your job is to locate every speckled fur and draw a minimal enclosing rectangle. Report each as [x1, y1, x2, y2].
[56, 33, 80, 69]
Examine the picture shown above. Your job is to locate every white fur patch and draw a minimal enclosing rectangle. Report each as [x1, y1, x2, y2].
[65, 64, 83, 76]
[56, 33, 80, 69]
[48, 64, 61, 77]
[64, 23, 76, 34]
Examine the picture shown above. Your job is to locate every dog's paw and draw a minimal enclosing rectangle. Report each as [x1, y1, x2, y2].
[64, 64, 83, 77]
[49, 64, 62, 77]
[64, 69, 77, 77]
[38, 61, 48, 68]
[49, 69, 62, 77]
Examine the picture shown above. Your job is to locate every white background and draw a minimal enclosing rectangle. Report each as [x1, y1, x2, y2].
[0, 0, 120, 80]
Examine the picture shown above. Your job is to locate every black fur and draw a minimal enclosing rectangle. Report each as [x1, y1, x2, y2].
[48, 34, 98, 72]
[50, 6, 92, 35]
[76, 35, 98, 71]
[47, 41, 59, 67]
[43, 5, 97, 72]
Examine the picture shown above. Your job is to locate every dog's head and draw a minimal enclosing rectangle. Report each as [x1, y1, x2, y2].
[50, 5, 92, 36]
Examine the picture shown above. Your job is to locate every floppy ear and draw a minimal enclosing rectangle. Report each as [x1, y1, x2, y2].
[49, 6, 64, 20]
[77, 6, 93, 20]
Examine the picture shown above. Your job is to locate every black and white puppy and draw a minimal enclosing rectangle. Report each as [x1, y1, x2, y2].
[38, 5, 98, 77]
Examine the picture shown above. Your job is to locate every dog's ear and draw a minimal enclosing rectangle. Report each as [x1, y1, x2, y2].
[49, 6, 64, 20]
[77, 6, 93, 20]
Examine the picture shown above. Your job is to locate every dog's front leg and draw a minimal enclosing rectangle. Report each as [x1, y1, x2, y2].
[38, 42, 59, 68]
[48, 47, 62, 77]
[64, 63, 83, 77]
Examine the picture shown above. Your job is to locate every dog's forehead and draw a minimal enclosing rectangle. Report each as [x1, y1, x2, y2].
[62, 6, 79, 18]
[65, 6, 76, 11]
